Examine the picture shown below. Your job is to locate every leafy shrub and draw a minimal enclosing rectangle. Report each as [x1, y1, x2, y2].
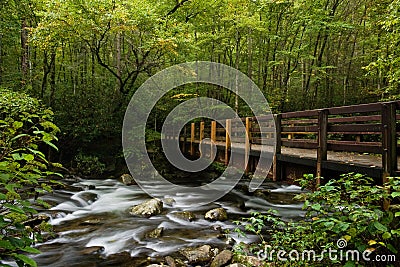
[234, 173, 400, 266]
[74, 153, 105, 176]
[0, 88, 62, 266]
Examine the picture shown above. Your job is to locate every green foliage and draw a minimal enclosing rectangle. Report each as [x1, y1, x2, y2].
[0, 88, 62, 266]
[74, 153, 105, 176]
[233, 173, 400, 266]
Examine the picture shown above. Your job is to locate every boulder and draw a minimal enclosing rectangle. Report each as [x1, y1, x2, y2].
[180, 245, 213, 264]
[172, 211, 196, 222]
[81, 246, 104, 255]
[205, 208, 228, 221]
[210, 250, 233, 267]
[145, 227, 164, 238]
[130, 198, 163, 217]
[236, 255, 264, 267]
[120, 174, 136, 185]
[164, 256, 176, 267]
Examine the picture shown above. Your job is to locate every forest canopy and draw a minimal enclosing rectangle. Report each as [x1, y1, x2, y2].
[1, 0, 399, 159]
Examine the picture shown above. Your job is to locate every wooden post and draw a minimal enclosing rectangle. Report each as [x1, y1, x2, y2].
[211, 121, 217, 159]
[273, 114, 282, 181]
[225, 119, 231, 166]
[182, 125, 187, 153]
[316, 109, 328, 185]
[200, 121, 205, 141]
[382, 102, 397, 184]
[190, 122, 195, 156]
[245, 117, 251, 174]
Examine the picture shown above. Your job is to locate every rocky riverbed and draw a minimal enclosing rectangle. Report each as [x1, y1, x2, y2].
[25, 175, 305, 267]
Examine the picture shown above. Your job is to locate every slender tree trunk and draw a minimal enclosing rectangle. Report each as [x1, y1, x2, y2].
[0, 34, 2, 84]
[21, 19, 29, 85]
[49, 51, 56, 106]
[235, 29, 240, 114]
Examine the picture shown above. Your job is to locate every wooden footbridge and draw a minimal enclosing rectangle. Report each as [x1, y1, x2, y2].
[164, 101, 400, 184]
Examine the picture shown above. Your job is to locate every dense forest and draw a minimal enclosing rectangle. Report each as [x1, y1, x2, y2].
[1, 0, 400, 162]
[1, 1, 400, 266]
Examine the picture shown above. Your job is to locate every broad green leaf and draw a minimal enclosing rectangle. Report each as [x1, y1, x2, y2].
[21, 246, 41, 254]
[3, 204, 25, 214]
[382, 232, 391, 239]
[12, 121, 23, 129]
[373, 221, 388, 232]
[23, 154, 35, 161]
[0, 240, 16, 250]
[311, 203, 321, 211]
[13, 253, 37, 267]
[391, 192, 400, 198]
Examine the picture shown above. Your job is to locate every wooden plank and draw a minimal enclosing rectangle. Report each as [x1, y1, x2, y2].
[327, 141, 381, 154]
[328, 102, 383, 115]
[382, 102, 398, 183]
[225, 119, 231, 166]
[328, 124, 382, 133]
[282, 139, 318, 149]
[200, 121, 205, 141]
[211, 121, 217, 159]
[281, 110, 319, 119]
[329, 115, 381, 123]
[273, 114, 282, 181]
[190, 122, 195, 156]
[317, 109, 328, 184]
[245, 117, 251, 174]
[282, 118, 318, 125]
[282, 125, 318, 132]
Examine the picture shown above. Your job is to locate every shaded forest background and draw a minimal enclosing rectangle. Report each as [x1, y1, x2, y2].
[1, 0, 399, 168]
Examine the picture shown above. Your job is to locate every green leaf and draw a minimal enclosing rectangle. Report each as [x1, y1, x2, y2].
[387, 243, 398, 254]
[395, 211, 400, 217]
[11, 153, 23, 161]
[391, 192, 400, 198]
[13, 253, 37, 267]
[311, 203, 321, 211]
[44, 140, 58, 151]
[21, 246, 41, 254]
[343, 261, 356, 267]
[12, 121, 23, 129]
[382, 232, 391, 239]
[0, 240, 16, 250]
[373, 221, 388, 232]
[10, 133, 29, 142]
[23, 154, 35, 161]
[3, 204, 25, 214]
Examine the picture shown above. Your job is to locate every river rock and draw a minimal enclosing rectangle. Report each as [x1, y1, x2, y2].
[164, 256, 176, 267]
[78, 192, 98, 204]
[163, 198, 176, 206]
[145, 227, 164, 238]
[205, 208, 228, 221]
[23, 214, 50, 227]
[172, 211, 196, 222]
[120, 174, 136, 185]
[180, 245, 213, 264]
[236, 255, 264, 267]
[210, 250, 233, 267]
[81, 246, 104, 255]
[130, 198, 163, 217]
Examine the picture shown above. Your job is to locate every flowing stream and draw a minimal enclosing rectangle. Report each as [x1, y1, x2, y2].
[28, 176, 305, 266]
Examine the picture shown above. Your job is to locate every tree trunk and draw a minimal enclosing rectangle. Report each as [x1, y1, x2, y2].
[21, 19, 29, 85]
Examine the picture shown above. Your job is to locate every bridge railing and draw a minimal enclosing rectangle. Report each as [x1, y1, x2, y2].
[165, 100, 399, 183]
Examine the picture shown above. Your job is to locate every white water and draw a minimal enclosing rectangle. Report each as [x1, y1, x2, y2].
[27, 178, 305, 266]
